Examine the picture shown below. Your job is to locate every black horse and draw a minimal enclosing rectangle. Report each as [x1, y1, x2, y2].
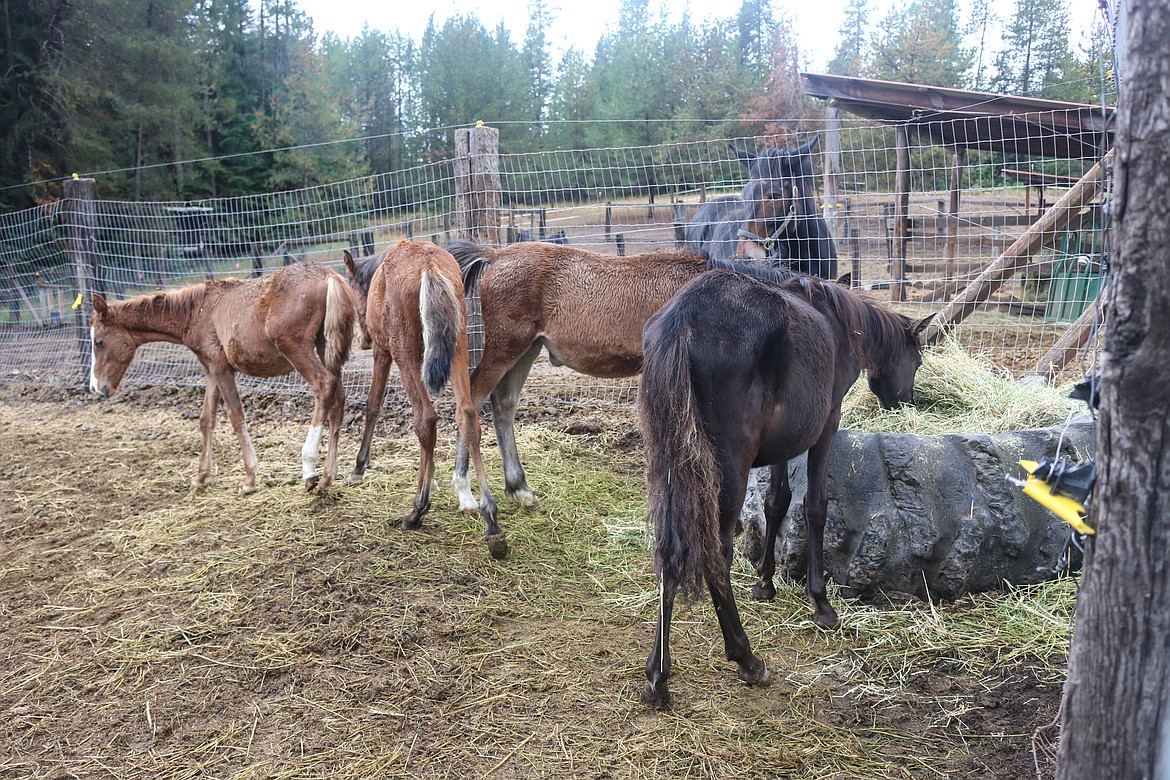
[684, 137, 837, 279]
[637, 263, 933, 709]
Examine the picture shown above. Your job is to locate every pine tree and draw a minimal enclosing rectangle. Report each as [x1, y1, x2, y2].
[869, 0, 972, 87]
[827, 0, 870, 78]
[991, 0, 1077, 98]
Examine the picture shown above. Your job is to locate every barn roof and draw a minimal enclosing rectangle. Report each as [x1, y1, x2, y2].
[800, 73, 1115, 160]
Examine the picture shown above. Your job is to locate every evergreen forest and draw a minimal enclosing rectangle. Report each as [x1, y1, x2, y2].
[0, 0, 1113, 211]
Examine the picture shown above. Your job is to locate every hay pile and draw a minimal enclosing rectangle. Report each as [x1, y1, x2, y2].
[841, 336, 1085, 435]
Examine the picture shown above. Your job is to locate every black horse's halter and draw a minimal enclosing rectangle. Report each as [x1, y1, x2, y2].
[736, 181, 801, 255]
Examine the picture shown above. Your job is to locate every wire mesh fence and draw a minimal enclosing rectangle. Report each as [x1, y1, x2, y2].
[0, 115, 1109, 413]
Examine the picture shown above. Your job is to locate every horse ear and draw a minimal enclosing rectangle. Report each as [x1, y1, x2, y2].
[835, 272, 852, 288]
[342, 249, 356, 279]
[729, 144, 755, 169]
[92, 294, 108, 317]
[796, 135, 820, 156]
[911, 313, 937, 336]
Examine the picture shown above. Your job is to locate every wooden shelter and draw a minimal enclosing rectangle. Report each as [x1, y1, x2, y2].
[801, 74, 1115, 378]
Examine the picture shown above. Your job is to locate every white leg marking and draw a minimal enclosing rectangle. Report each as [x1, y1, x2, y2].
[88, 326, 99, 394]
[452, 472, 478, 512]
[301, 425, 324, 480]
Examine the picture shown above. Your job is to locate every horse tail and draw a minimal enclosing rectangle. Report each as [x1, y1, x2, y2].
[637, 307, 726, 597]
[323, 273, 355, 372]
[446, 239, 492, 290]
[419, 270, 462, 396]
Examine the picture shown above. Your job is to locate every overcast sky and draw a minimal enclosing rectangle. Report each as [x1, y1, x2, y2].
[293, 0, 1104, 73]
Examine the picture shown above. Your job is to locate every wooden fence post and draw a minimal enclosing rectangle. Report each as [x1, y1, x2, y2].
[63, 177, 98, 387]
[891, 125, 911, 302]
[454, 125, 502, 247]
[822, 100, 844, 241]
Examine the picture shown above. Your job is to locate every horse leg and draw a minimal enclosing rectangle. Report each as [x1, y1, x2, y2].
[450, 341, 506, 559]
[751, 462, 793, 601]
[452, 339, 540, 510]
[280, 345, 344, 491]
[346, 347, 393, 486]
[642, 574, 678, 710]
[211, 369, 260, 495]
[397, 359, 437, 531]
[804, 421, 841, 628]
[488, 343, 542, 507]
[193, 379, 221, 491]
[710, 476, 767, 685]
[321, 371, 346, 491]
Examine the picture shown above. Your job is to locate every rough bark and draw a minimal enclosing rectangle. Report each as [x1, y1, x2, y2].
[1056, 1, 1170, 776]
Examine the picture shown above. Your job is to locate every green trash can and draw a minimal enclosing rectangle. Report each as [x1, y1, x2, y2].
[1045, 252, 1101, 321]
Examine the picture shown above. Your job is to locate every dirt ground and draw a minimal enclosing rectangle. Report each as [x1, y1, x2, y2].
[0, 382, 1069, 779]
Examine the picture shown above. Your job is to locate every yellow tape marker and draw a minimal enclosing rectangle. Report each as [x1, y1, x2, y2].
[1018, 460, 1095, 535]
[71, 293, 84, 311]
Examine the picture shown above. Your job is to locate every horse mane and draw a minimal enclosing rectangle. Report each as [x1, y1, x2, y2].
[786, 278, 910, 372]
[110, 283, 207, 328]
[705, 257, 799, 282]
[708, 260, 910, 371]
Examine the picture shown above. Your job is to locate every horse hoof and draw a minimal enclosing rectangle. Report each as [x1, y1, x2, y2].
[508, 488, 539, 509]
[738, 657, 768, 686]
[344, 472, 364, 487]
[304, 475, 321, 492]
[812, 608, 840, 629]
[641, 684, 671, 710]
[239, 484, 258, 496]
[750, 582, 776, 601]
[486, 533, 509, 560]
[400, 515, 422, 531]
[458, 499, 479, 514]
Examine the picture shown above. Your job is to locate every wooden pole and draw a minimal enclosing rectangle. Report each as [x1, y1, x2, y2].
[922, 148, 1114, 344]
[822, 100, 844, 241]
[63, 177, 99, 386]
[891, 125, 911, 302]
[1027, 300, 1104, 382]
[944, 147, 966, 264]
[454, 125, 502, 247]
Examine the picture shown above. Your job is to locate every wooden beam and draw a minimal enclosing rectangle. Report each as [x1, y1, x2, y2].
[922, 148, 1113, 344]
[1028, 301, 1104, 382]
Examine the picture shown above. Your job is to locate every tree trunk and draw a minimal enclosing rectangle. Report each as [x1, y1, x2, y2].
[1056, 1, 1170, 777]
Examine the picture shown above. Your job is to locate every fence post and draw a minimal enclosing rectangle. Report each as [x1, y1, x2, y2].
[822, 100, 844, 240]
[891, 124, 911, 303]
[63, 177, 98, 388]
[454, 125, 502, 246]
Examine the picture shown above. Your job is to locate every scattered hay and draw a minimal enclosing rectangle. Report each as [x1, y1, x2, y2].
[841, 335, 1084, 434]
[0, 387, 1070, 779]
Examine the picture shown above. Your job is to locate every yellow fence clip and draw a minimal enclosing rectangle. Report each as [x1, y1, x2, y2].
[1017, 460, 1095, 535]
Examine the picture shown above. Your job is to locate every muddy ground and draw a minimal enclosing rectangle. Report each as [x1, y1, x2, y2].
[0, 382, 1068, 779]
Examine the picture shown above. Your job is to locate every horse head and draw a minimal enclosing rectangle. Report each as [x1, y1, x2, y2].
[89, 294, 138, 397]
[866, 313, 936, 409]
[731, 137, 823, 261]
[343, 248, 382, 350]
